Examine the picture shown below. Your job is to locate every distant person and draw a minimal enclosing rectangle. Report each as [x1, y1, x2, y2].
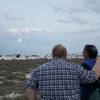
[26, 44, 99, 100]
[80, 44, 100, 100]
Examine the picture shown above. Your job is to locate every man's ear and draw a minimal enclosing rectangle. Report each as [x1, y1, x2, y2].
[84, 51, 89, 60]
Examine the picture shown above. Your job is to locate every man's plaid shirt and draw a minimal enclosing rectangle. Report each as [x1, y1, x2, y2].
[26, 58, 97, 100]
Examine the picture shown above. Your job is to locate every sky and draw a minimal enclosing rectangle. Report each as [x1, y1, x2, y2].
[0, 0, 100, 55]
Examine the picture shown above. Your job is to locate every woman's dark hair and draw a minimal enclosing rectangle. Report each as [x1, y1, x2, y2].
[83, 45, 98, 59]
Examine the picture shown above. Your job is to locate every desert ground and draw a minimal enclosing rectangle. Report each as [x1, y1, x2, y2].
[0, 58, 83, 100]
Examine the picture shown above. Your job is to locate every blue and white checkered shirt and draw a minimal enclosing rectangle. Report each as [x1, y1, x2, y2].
[26, 58, 97, 100]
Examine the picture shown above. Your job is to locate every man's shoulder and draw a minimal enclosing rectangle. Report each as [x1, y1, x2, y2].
[61, 59, 78, 68]
[35, 60, 80, 71]
[36, 61, 52, 71]
[68, 62, 80, 70]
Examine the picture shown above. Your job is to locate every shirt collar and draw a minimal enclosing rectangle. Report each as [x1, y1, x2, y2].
[51, 58, 66, 63]
[85, 58, 96, 69]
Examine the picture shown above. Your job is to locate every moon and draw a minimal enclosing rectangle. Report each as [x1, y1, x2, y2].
[17, 38, 22, 43]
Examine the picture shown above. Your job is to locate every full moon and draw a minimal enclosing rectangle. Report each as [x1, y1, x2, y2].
[17, 38, 22, 43]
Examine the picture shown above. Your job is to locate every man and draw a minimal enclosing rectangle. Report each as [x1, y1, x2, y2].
[80, 45, 99, 100]
[81, 45, 98, 70]
[26, 44, 99, 100]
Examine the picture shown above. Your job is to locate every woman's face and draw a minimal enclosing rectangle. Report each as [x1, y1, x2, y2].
[83, 50, 89, 61]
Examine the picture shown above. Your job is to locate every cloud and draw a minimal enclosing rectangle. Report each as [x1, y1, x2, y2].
[70, 16, 88, 24]
[0, 12, 22, 21]
[46, 0, 100, 34]
[49, 4, 64, 13]
[57, 16, 87, 24]
[46, 0, 89, 25]
[45, 0, 68, 13]
[57, 19, 72, 24]
[47, 0, 100, 17]
[8, 27, 48, 37]
[85, 0, 100, 13]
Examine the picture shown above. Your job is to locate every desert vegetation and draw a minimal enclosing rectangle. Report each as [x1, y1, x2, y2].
[0, 58, 83, 100]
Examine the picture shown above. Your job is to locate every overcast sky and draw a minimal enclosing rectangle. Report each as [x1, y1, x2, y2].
[0, 0, 100, 55]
